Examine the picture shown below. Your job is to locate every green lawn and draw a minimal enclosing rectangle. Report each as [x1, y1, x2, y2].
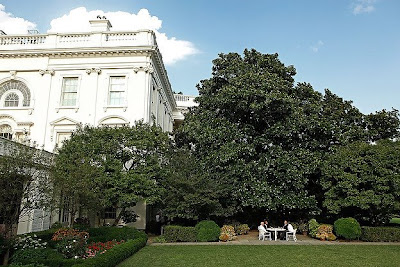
[118, 245, 400, 267]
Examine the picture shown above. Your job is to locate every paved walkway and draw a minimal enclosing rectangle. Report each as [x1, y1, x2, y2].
[149, 230, 400, 246]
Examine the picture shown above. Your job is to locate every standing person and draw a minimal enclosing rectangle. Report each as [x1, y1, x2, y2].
[155, 212, 161, 235]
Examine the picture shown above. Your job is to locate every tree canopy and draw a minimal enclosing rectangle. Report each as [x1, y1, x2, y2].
[51, 122, 171, 225]
[175, 49, 400, 221]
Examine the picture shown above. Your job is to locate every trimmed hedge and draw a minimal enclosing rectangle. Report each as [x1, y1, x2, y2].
[87, 227, 138, 243]
[334, 217, 361, 240]
[163, 225, 197, 242]
[10, 248, 84, 267]
[195, 220, 220, 242]
[72, 235, 147, 267]
[361, 226, 400, 242]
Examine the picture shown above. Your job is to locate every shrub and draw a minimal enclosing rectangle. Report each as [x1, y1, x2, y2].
[361, 226, 400, 242]
[13, 234, 48, 250]
[26, 229, 58, 248]
[51, 221, 63, 229]
[195, 220, 220, 242]
[220, 225, 236, 241]
[87, 227, 138, 243]
[316, 224, 336, 241]
[52, 228, 89, 259]
[72, 236, 147, 267]
[235, 224, 250, 235]
[163, 225, 197, 242]
[308, 219, 320, 238]
[334, 217, 361, 240]
[10, 248, 63, 265]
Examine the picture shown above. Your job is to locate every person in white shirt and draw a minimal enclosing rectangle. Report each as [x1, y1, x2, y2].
[281, 220, 294, 239]
[258, 221, 268, 240]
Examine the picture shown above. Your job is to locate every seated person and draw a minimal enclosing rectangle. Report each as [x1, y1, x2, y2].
[264, 219, 274, 239]
[281, 220, 294, 239]
[258, 221, 268, 240]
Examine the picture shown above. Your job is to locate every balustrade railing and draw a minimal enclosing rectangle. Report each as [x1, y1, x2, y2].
[0, 30, 155, 50]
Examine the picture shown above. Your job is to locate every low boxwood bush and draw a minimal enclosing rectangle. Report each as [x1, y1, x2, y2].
[10, 247, 84, 267]
[195, 220, 220, 242]
[361, 226, 400, 242]
[163, 225, 197, 242]
[72, 236, 147, 267]
[334, 217, 361, 240]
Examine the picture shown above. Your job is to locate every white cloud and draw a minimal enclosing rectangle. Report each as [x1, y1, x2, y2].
[310, 40, 324, 53]
[48, 7, 198, 65]
[0, 4, 36, 34]
[352, 0, 377, 15]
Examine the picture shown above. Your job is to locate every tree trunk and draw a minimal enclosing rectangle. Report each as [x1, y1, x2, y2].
[113, 207, 125, 226]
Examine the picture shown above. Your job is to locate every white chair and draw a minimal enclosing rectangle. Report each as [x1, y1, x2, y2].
[286, 229, 297, 242]
[258, 228, 272, 241]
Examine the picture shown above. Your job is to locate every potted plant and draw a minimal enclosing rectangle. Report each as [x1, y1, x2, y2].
[298, 222, 308, 236]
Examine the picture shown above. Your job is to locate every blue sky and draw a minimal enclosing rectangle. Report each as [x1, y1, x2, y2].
[0, 0, 399, 114]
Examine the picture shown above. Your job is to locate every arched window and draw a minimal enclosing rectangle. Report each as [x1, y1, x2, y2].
[4, 93, 19, 107]
[0, 80, 31, 106]
[0, 124, 13, 140]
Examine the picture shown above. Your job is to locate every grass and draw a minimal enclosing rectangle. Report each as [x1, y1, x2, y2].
[118, 245, 400, 267]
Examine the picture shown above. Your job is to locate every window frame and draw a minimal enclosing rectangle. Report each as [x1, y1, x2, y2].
[60, 76, 80, 107]
[4, 92, 20, 107]
[107, 75, 127, 107]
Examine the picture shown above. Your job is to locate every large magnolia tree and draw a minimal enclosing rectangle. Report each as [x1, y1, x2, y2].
[175, 49, 400, 220]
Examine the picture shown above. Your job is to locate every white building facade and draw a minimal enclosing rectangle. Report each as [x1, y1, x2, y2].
[0, 18, 181, 232]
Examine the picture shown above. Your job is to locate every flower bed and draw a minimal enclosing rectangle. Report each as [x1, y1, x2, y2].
[9, 226, 147, 267]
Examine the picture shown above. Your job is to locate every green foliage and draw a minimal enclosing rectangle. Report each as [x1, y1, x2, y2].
[10, 248, 63, 265]
[195, 220, 220, 242]
[361, 226, 400, 242]
[13, 234, 48, 250]
[308, 219, 320, 238]
[159, 148, 223, 221]
[235, 224, 250, 235]
[51, 222, 63, 229]
[72, 237, 147, 267]
[334, 218, 362, 240]
[25, 229, 58, 248]
[56, 237, 87, 259]
[52, 122, 170, 224]
[322, 140, 400, 225]
[87, 227, 142, 243]
[0, 142, 52, 241]
[163, 226, 197, 242]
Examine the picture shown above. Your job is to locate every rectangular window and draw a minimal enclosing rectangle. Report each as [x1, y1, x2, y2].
[104, 207, 117, 219]
[108, 76, 126, 106]
[61, 77, 78, 106]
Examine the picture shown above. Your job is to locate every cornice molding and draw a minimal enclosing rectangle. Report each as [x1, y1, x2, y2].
[0, 46, 156, 58]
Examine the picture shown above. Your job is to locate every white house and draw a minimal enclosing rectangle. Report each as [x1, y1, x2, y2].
[0, 18, 187, 233]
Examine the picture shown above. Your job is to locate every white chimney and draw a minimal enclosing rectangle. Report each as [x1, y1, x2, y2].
[89, 17, 112, 32]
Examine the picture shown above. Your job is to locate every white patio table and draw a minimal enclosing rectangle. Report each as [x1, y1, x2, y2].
[266, 227, 287, 241]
